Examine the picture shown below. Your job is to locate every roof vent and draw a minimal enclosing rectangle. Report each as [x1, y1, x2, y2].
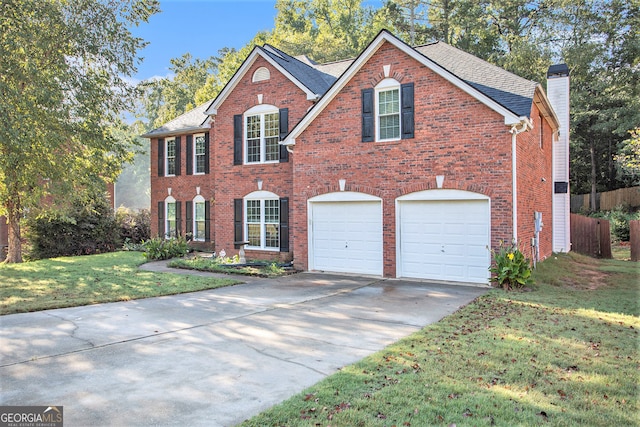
[252, 67, 270, 82]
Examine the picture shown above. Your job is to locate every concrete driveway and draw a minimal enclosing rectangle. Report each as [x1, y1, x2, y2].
[0, 272, 487, 426]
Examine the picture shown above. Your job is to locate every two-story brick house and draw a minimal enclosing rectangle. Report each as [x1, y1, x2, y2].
[143, 30, 570, 285]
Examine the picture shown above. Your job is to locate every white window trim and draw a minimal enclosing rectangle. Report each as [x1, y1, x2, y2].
[193, 133, 206, 175]
[375, 78, 401, 142]
[165, 137, 176, 177]
[244, 104, 279, 164]
[244, 191, 280, 251]
[164, 195, 176, 239]
[252, 66, 271, 82]
[192, 195, 206, 242]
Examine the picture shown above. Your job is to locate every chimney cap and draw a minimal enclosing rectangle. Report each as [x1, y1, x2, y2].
[547, 63, 570, 78]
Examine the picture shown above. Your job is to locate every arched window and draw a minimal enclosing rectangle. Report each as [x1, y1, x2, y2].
[164, 195, 177, 239]
[244, 104, 280, 164]
[192, 195, 206, 241]
[245, 190, 280, 250]
[252, 67, 270, 82]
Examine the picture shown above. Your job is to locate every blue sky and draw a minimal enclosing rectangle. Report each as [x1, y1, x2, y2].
[131, 0, 280, 82]
[130, 0, 384, 82]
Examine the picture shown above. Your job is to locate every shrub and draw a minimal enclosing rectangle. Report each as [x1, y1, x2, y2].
[143, 236, 189, 260]
[26, 190, 119, 259]
[592, 205, 640, 242]
[116, 208, 150, 244]
[489, 242, 532, 290]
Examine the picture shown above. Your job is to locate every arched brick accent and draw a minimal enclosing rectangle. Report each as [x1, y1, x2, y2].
[302, 184, 385, 201]
[395, 181, 494, 199]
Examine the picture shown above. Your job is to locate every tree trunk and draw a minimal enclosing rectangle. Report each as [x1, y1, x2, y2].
[5, 198, 23, 263]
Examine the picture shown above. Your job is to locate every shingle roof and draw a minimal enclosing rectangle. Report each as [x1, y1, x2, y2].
[415, 42, 537, 117]
[261, 45, 337, 95]
[143, 35, 539, 138]
[141, 101, 212, 138]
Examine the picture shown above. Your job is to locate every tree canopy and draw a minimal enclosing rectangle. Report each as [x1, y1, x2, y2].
[0, 0, 159, 262]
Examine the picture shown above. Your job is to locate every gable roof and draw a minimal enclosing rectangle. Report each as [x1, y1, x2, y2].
[140, 100, 212, 138]
[205, 44, 338, 115]
[414, 42, 537, 118]
[283, 30, 546, 146]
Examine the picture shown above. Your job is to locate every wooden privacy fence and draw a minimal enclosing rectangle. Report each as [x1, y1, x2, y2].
[631, 220, 640, 262]
[571, 186, 640, 212]
[570, 214, 612, 258]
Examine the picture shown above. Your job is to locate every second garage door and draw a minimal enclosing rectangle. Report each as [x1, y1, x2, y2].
[398, 195, 490, 284]
[310, 200, 382, 276]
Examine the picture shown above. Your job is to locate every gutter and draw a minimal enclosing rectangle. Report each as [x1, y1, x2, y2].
[509, 118, 532, 244]
[140, 125, 210, 139]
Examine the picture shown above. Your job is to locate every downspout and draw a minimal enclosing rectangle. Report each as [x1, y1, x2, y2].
[509, 119, 531, 245]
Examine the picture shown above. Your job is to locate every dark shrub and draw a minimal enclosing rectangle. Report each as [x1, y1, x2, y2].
[116, 208, 150, 244]
[26, 191, 119, 259]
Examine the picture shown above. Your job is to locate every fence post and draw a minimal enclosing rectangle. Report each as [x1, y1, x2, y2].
[631, 220, 640, 262]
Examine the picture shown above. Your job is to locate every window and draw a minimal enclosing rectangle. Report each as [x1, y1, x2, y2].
[362, 80, 413, 143]
[194, 134, 206, 174]
[246, 111, 279, 163]
[166, 200, 176, 238]
[252, 67, 270, 82]
[166, 138, 176, 176]
[193, 200, 206, 241]
[245, 198, 279, 250]
[376, 79, 401, 141]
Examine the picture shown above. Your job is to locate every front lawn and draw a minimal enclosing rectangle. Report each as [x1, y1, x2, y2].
[242, 252, 639, 427]
[0, 251, 240, 315]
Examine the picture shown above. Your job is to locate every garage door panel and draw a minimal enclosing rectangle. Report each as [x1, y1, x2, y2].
[311, 201, 382, 276]
[399, 198, 490, 284]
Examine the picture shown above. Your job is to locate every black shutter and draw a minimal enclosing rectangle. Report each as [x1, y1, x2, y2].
[204, 200, 211, 242]
[174, 136, 181, 176]
[279, 197, 289, 252]
[233, 114, 243, 165]
[157, 201, 165, 238]
[157, 139, 164, 176]
[186, 135, 193, 175]
[185, 201, 193, 237]
[279, 108, 289, 163]
[204, 132, 210, 174]
[175, 201, 182, 237]
[233, 199, 243, 248]
[362, 88, 374, 142]
[401, 83, 414, 139]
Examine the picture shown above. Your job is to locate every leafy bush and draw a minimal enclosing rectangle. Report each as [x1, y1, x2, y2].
[489, 242, 532, 290]
[143, 236, 189, 260]
[592, 205, 640, 242]
[26, 190, 119, 259]
[116, 208, 150, 244]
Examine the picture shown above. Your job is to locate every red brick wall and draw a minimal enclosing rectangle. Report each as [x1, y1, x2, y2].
[150, 131, 215, 250]
[516, 102, 554, 261]
[210, 56, 315, 261]
[291, 41, 519, 276]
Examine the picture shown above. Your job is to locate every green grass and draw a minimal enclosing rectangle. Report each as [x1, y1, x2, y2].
[168, 256, 290, 277]
[0, 251, 240, 315]
[242, 252, 640, 427]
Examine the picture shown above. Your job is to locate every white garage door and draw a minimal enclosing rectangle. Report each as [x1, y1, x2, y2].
[310, 201, 382, 276]
[398, 198, 490, 284]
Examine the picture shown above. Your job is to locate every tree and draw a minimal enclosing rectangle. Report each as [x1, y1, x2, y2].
[615, 128, 640, 186]
[271, 0, 379, 62]
[0, 0, 159, 262]
[137, 53, 218, 129]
